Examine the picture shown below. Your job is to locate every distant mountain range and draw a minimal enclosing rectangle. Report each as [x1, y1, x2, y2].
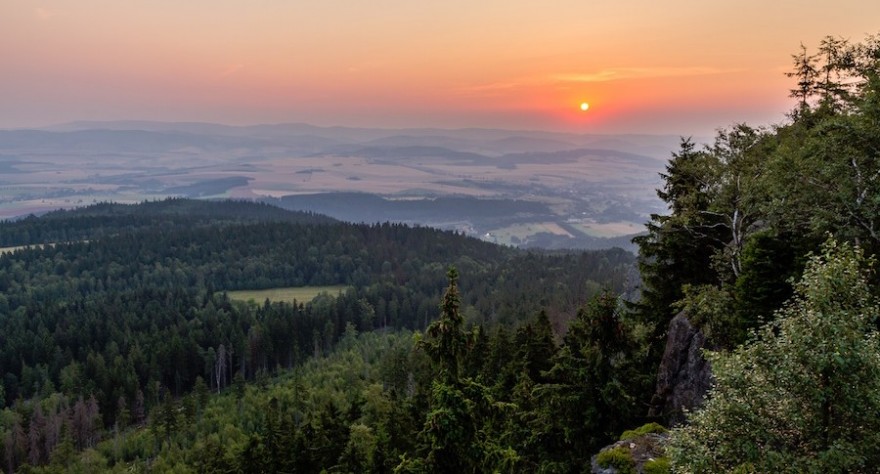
[34, 120, 689, 157]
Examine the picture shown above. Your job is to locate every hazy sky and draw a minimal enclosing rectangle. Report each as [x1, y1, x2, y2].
[2, 1, 878, 135]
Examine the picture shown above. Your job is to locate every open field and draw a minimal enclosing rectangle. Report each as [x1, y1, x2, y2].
[0, 242, 58, 255]
[0, 241, 89, 255]
[226, 286, 350, 304]
[485, 222, 574, 246]
[0, 244, 42, 255]
[568, 219, 645, 238]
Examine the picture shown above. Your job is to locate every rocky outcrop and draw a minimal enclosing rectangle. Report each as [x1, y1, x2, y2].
[591, 431, 670, 474]
[648, 311, 713, 426]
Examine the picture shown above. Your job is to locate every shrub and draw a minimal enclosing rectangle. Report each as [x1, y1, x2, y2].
[669, 240, 880, 472]
[596, 446, 635, 474]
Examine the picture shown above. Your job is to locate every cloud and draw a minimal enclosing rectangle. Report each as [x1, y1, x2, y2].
[553, 66, 739, 83]
[455, 66, 739, 96]
[455, 81, 525, 95]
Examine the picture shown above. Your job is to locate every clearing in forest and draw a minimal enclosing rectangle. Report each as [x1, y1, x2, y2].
[226, 285, 350, 304]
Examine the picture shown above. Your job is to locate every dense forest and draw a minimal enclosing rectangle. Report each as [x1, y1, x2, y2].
[0, 198, 636, 472]
[2, 33, 880, 473]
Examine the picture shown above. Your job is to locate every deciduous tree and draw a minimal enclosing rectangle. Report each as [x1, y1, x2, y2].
[670, 240, 880, 472]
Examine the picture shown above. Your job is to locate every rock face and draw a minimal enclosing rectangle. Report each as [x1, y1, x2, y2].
[648, 311, 713, 426]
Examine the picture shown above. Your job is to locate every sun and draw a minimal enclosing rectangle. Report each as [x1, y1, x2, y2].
[580, 102, 590, 111]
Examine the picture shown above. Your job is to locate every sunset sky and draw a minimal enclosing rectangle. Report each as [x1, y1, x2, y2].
[2, 1, 878, 135]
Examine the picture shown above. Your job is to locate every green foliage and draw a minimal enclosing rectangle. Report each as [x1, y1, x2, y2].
[422, 267, 467, 381]
[675, 284, 740, 346]
[643, 456, 671, 474]
[619, 422, 667, 441]
[669, 239, 880, 472]
[107, 331, 420, 472]
[0, 199, 634, 472]
[408, 269, 526, 472]
[634, 34, 880, 353]
[420, 381, 479, 470]
[733, 229, 800, 325]
[530, 291, 650, 469]
[596, 446, 636, 474]
[0, 198, 337, 248]
[512, 309, 556, 383]
[632, 138, 726, 360]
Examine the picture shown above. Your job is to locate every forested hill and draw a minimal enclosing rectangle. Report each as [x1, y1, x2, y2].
[0, 198, 636, 472]
[0, 198, 336, 247]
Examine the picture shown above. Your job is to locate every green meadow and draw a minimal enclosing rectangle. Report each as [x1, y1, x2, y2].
[226, 285, 350, 304]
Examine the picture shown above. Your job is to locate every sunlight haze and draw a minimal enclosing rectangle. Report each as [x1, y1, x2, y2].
[2, 1, 877, 134]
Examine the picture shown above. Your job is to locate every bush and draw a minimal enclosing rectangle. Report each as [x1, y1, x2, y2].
[669, 240, 880, 472]
[596, 446, 635, 474]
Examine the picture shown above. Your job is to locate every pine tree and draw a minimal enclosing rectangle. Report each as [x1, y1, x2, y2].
[400, 268, 489, 473]
[632, 138, 724, 358]
[536, 292, 642, 469]
[422, 267, 468, 382]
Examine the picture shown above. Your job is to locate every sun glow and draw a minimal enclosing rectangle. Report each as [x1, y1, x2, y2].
[580, 102, 590, 111]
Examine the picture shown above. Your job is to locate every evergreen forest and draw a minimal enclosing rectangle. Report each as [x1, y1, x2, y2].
[2, 34, 880, 473]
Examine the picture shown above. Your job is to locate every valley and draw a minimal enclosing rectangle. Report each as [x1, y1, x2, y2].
[0, 122, 680, 249]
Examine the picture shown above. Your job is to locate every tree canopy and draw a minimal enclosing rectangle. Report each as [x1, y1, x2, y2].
[670, 240, 880, 472]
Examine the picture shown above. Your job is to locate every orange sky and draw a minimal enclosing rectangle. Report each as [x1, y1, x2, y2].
[2, 1, 878, 135]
